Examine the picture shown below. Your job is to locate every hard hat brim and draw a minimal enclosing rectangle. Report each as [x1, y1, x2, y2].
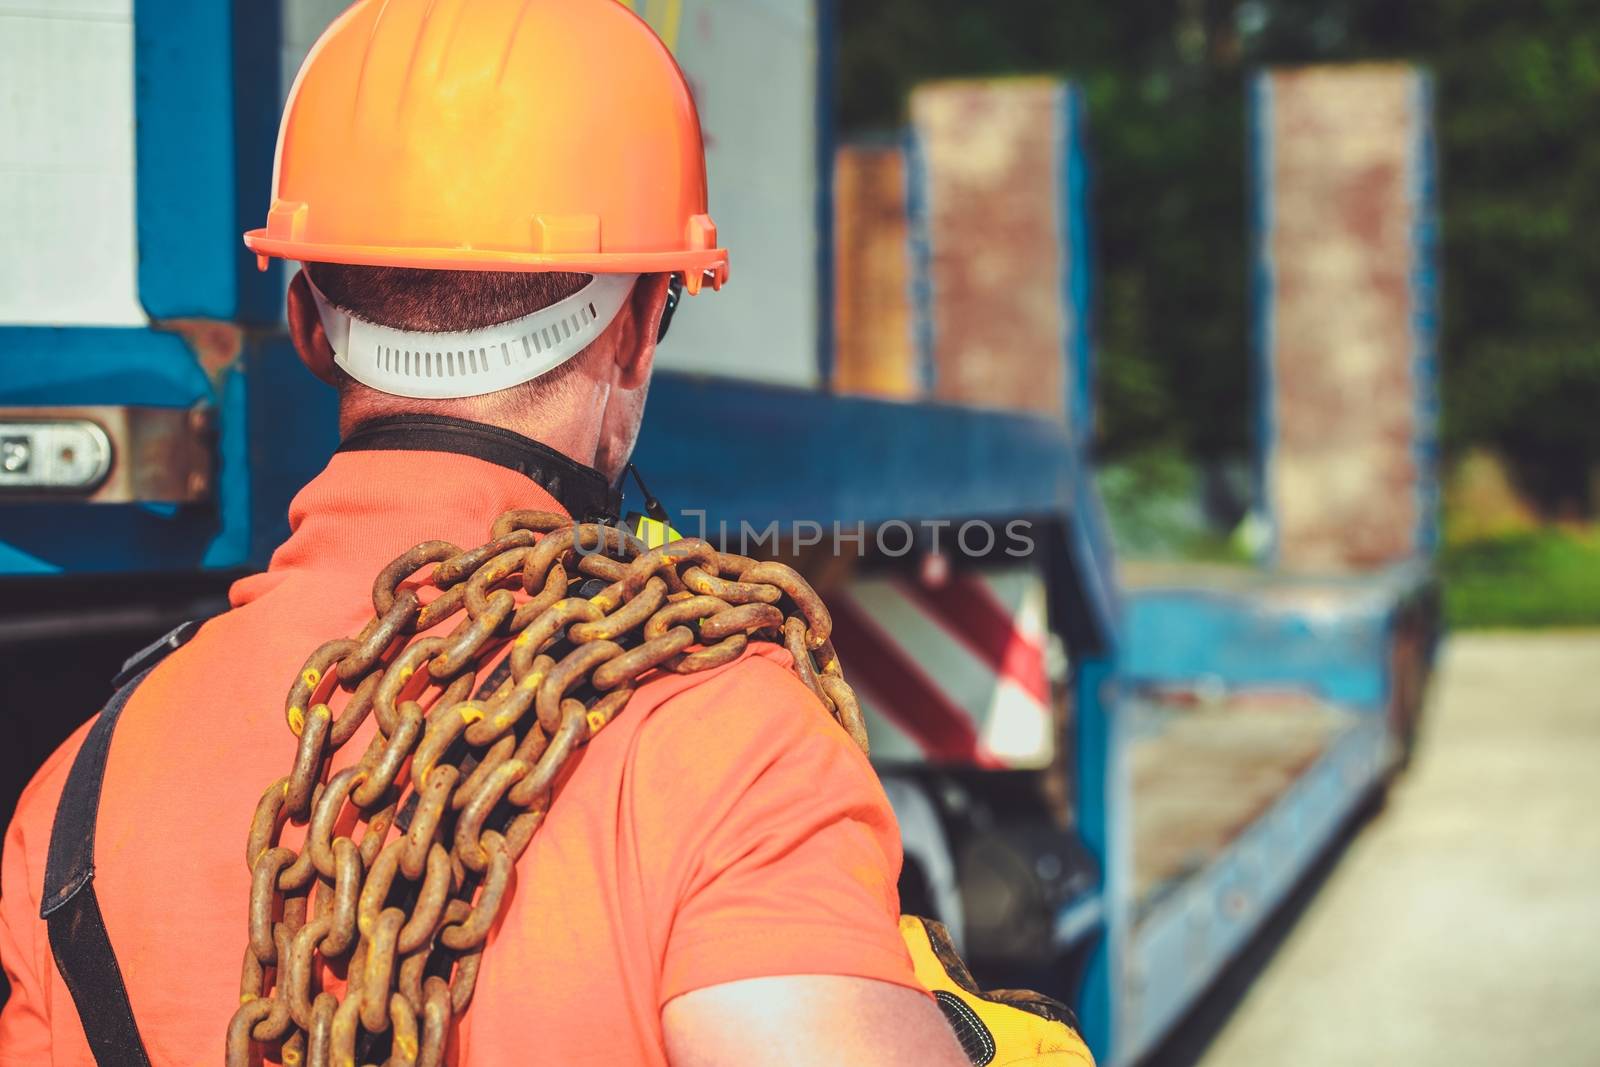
[244, 231, 728, 292]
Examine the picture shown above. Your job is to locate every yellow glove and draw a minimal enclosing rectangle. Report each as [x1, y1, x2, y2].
[900, 915, 1095, 1067]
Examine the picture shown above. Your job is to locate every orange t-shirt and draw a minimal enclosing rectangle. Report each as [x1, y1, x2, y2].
[0, 449, 917, 1066]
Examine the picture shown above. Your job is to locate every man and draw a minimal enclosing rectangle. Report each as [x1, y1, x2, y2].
[0, 0, 972, 1064]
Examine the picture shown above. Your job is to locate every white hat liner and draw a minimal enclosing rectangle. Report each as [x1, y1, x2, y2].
[305, 272, 639, 399]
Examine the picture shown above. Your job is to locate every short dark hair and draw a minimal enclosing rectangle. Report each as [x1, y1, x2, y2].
[303, 262, 591, 332]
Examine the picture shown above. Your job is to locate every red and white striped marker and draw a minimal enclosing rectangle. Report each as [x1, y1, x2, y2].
[831, 567, 1056, 769]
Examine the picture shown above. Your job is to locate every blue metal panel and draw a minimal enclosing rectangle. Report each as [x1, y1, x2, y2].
[635, 373, 1078, 531]
[1057, 84, 1096, 447]
[204, 353, 253, 568]
[231, 0, 287, 326]
[1122, 585, 1394, 712]
[0, 328, 208, 407]
[134, 0, 282, 322]
[244, 334, 341, 562]
[0, 502, 221, 576]
[1044, 85, 1121, 648]
[133, 0, 236, 319]
[1247, 73, 1277, 565]
[1070, 463, 1121, 649]
[904, 127, 937, 395]
[1070, 654, 1124, 1063]
[1408, 71, 1441, 558]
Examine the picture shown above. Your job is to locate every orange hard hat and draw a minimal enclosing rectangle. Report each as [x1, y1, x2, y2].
[244, 0, 727, 294]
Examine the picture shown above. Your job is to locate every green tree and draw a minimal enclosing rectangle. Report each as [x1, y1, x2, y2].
[837, 0, 1250, 462]
[837, 0, 1600, 513]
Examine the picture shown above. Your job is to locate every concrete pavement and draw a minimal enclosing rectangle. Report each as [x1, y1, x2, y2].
[1182, 631, 1600, 1066]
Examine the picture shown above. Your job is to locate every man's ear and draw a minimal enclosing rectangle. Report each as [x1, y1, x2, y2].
[614, 273, 673, 389]
[286, 268, 341, 387]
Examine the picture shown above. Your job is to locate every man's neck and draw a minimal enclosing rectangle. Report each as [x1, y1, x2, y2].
[335, 413, 621, 522]
[338, 399, 601, 474]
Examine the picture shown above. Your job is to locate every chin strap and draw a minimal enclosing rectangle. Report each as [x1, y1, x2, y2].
[306, 272, 639, 400]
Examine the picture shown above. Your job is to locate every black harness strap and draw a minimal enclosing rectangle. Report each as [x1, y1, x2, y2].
[337, 413, 622, 523]
[41, 620, 200, 1067]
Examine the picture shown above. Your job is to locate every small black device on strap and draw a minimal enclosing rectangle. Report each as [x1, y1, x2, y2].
[656, 274, 684, 343]
[40, 620, 200, 1066]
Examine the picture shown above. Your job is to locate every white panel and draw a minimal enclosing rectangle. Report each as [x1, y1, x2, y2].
[0, 1, 127, 16]
[0, 4, 144, 325]
[653, 0, 820, 386]
[844, 573, 1056, 769]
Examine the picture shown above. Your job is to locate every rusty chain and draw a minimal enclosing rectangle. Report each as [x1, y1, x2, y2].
[228, 511, 868, 1067]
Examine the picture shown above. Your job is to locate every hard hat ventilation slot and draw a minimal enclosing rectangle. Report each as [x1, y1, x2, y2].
[306, 271, 639, 400]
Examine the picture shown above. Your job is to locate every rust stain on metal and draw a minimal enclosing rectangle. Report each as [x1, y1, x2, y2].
[833, 143, 919, 399]
[1264, 64, 1427, 571]
[911, 79, 1069, 420]
[158, 318, 246, 383]
[0, 404, 213, 503]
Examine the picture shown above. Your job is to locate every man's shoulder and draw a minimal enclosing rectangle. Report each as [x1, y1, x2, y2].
[634, 643, 844, 749]
[616, 643, 880, 808]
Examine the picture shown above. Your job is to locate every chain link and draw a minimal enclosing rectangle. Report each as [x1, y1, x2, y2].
[228, 515, 866, 1067]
